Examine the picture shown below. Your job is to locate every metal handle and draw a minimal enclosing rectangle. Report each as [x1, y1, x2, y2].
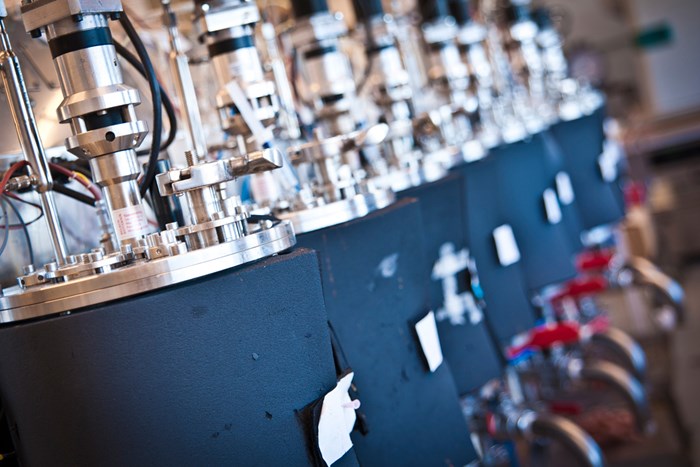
[517, 411, 607, 467]
[625, 257, 685, 327]
[575, 360, 652, 435]
[587, 327, 647, 382]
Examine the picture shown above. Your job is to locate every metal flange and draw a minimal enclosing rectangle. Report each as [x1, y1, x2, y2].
[0, 220, 296, 324]
[277, 190, 395, 234]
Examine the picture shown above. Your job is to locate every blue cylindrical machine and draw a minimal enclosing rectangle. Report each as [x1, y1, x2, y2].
[0, 250, 355, 466]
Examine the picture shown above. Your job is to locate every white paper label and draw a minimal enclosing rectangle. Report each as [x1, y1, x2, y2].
[555, 172, 575, 206]
[598, 140, 621, 182]
[318, 372, 359, 466]
[543, 188, 563, 224]
[493, 225, 521, 267]
[112, 205, 149, 240]
[415, 311, 444, 373]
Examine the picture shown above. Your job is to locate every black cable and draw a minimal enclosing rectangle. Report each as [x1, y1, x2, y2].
[1, 195, 44, 229]
[113, 41, 177, 156]
[0, 199, 9, 259]
[3, 196, 34, 266]
[3, 194, 42, 216]
[53, 184, 97, 207]
[118, 13, 162, 199]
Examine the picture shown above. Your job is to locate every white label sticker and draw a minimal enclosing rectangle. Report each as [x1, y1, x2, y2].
[318, 372, 359, 466]
[555, 172, 575, 206]
[598, 140, 621, 182]
[543, 188, 563, 224]
[112, 205, 149, 240]
[415, 311, 444, 373]
[493, 225, 521, 267]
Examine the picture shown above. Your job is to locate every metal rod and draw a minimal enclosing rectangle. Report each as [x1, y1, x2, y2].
[161, 0, 208, 162]
[262, 22, 301, 141]
[0, 10, 68, 266]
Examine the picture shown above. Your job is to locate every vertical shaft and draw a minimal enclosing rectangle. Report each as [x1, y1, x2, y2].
[0, 12, 68, 265]
[162, 0, 208, 161]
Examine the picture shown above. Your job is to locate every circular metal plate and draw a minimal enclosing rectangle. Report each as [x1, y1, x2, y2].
[0, 221, 296, 324]
[376, 159, 449, 193]
[277, 190, 396, 234]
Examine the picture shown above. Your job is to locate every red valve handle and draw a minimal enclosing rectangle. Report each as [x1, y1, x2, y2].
[576, 250, 615, 273]
[551, 276, 609, 305]
[507, 322, 582, 358]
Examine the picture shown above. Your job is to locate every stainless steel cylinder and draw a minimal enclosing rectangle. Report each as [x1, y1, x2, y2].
[290, 12, 357, 136]
[195, 0, 278, 142]
[21, 2, 149, 245]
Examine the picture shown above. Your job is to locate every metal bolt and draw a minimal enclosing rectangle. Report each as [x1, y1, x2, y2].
[166, 222, 179, 231]
[146, 232, 163, 247]
[44, 262, 58, 272]
[22, 264, 35, 275]
[185, 150, 195, 167]
[168, 242, 187, 256]
[161, 229, 177, 245]
[89, 251, 104, 262]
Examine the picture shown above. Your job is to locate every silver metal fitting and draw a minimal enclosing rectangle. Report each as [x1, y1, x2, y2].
[21, 2, 149, 245]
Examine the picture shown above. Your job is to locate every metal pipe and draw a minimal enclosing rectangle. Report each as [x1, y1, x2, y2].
[627, 256, 685, 326]
[588, 327, 647, 382]
[262, 22, 301, 141]
[0, 9, 68, 265]
[161, 0, 208, 161]
[577, 360, 652, 434]
[518, 410, 606, 467]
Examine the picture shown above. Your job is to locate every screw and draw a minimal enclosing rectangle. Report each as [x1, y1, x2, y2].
[185, 150, 195, 167]
[89, 251, 104, 262]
